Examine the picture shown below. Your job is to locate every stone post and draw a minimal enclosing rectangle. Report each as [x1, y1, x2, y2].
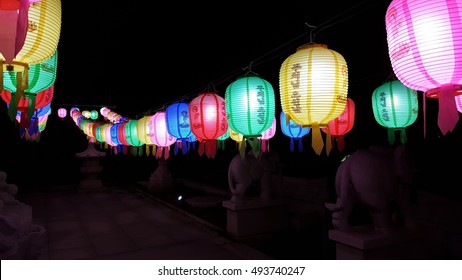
[76, 137, 106, 192]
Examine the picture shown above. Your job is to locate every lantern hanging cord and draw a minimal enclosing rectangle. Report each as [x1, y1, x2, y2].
[139, 0, 388, 118]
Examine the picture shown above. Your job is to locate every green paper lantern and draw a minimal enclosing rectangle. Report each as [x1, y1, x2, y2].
[372, 80, 419, 144]
[225, 74, 275, 156]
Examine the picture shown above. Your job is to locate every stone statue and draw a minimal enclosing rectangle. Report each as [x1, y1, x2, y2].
[325, 145, 416, 233]
[0, 171, 46, 259]
[227, 151, 280, 201]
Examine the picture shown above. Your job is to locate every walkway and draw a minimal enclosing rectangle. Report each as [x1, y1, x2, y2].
[18, 185, 272, 260]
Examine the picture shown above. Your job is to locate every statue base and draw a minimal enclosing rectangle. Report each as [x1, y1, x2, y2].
[222, 198, 288, 239]
[147, 159, 174, 193]
[328, 226, 421, 259]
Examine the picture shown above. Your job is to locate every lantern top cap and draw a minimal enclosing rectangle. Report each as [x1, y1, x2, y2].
[297, 43, 328, 51]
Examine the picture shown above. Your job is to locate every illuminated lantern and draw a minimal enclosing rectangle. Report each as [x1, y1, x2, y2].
[280, 44, 348, 155]
[0, 0, 37, 63]
[90, 110, 98, 120]
[385, 0, 462, 135]
[166, 102, 193, 155]
[3, 50, 58, 123]
[322, 97, 355, 152]
[150, 112, 177, 159]
[189, 92, 228, 159]
[259, 117, 276, 153]
[57, 107, 66, 119]
[124, 119, 144, 155]
[280, 111, 310, 152]
[372, 80, 418, 145]
[1, 0, 62, 102]
[457, 94, 462, 113]
[225, 74, 276, 155]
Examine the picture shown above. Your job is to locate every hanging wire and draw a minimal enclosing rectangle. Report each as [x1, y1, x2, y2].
[139, 0, 389, 118]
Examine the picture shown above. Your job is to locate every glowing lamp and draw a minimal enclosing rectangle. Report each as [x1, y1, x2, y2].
[372, 80, 418, 145]
[225, 74, 276, 155]
[322, 97, 355, 152]
[280, 111, 310, 152]
[279, 44, 348, 155]
[166, 102, 193, 155]
[259, 117, 276, 152]
[385, 0, 462, 134]
[3, 51, 57, 122]
[150, 111, 177, 159]
[57, 107, 66, 119]
[189, 92, 228, 159]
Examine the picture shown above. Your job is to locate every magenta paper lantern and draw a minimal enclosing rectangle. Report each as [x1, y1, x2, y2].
[151, 111, 177, 159]
[385, 0, 462, 135]
[189, 92, 228, 159]
[259, 117, 276, 153]
[57, 107, 66, 119]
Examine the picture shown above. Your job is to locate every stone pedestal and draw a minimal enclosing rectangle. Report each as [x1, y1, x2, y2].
[76, 138, 106, 192]
[328, 226, 421, 259]
[222, 199, 288, 239]
[148, 158, 174, 193]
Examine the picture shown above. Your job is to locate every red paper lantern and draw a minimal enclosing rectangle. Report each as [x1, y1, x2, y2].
[189, 92, 228, 159]
[322, 97, 355, 152]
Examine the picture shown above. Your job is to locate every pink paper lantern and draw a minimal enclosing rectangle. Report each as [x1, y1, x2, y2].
[57, 107, 67, 119]
[385, 0, 462, 135]
[150, 112, 177, 159]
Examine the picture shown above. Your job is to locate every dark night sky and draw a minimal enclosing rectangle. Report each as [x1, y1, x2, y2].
[1, 0, 461, 194]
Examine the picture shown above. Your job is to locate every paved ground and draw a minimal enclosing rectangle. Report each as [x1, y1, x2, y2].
[18, 185, 272, 260]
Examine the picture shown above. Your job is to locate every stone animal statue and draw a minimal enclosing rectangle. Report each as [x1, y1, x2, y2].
[325, 145, 416, 233]
[228, 151, 280, 201]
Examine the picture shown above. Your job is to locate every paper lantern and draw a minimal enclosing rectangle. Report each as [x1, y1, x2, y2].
[0, 0, 34, 63]
[259, 117, 276, 153]
[1, 0, 62, 95]
[150, 112, 177, 159]
[189, 92, 228, 159]
[166, 102, 193, 155]
[322, 97, 355, 152]
[385, 0, 462, 135]
[225, 74, 276, 155]
[3, 50, 58, 123]
[280, 111, 310, 152]
[90, 110, 98, 120]
[372, 80, 418, 145]
[57, 107, 66, 119]
[124, 119, 144, 155]
[279, 43, 348, 155]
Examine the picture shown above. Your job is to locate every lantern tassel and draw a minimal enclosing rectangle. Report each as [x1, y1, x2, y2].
[247, 137, 261, 157]
[164, 147, 170, 160]
[290, 138, 295, 152]
[337, 135, 345, 152]
[388, 128, 395, 145]
[326, 127, 332, 156]
[399, 128, 407, 144]
[311, 123, 324, 155]
[298, 138, 303, 152]
[182, 139, 189, 154]
[152, 145, 157, 156]
[437, 85, 459, 135]
[238, 140, 246, 159]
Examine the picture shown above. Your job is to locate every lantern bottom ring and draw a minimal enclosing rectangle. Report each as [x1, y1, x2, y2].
[425, 85, 462, 98]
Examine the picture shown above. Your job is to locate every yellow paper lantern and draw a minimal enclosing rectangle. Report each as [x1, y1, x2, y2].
[1, 0, 62, 94]
[279, 44, 348, 155]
